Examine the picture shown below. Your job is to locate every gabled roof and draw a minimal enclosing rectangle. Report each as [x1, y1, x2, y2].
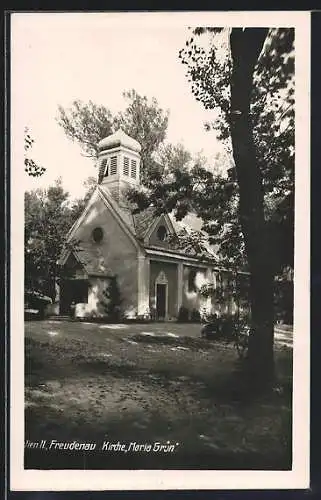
[58, 186, 144, 272]
[98, 185, 168, 241]
[98, 184, 209, 240]
[69, 248, 115, 277]
[59, 244, 115, 277]
[100, 184, 220, 262]
[133, 207, 156, 239]
[60, 183, 221, 270]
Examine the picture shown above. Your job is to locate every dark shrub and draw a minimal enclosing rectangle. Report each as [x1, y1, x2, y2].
[191, 308, 201, 322]
[100, 276, 122, 322]
[177, 306, 189, 322]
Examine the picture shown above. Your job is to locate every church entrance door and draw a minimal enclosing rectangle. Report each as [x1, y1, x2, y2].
[156, 283, 167, 320]
[60, 279, 88, 316]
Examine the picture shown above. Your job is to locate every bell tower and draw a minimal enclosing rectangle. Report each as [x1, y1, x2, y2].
[97, 129, 141, 203]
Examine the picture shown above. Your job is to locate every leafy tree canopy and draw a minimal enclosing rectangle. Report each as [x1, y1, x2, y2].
[127, 28, 294, 274]
[57, 90, 169, 184]
[25, 178, 85, 297]
[57, 100, 114, 158]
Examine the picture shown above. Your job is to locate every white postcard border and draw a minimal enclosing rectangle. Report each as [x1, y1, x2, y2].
[10, 10, 310, 491]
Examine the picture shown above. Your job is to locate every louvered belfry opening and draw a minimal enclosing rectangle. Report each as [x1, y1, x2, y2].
[96, 129, 141, 203]
[131, 159, 137, 179]
[110, 156, 117, 175]
[123, 156, 130, 176]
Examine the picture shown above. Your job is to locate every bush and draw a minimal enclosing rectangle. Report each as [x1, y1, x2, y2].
[100, 276, 122, 322]
[202, 312, 219, 323]
[177, 306, 189, 322]
[191, 308, 201, 322]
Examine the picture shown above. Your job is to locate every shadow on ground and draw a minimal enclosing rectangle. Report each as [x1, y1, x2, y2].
[24, 321, 292, 470]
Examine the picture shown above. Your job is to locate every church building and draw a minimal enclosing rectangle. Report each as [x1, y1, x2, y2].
[57, 129, 242, 321]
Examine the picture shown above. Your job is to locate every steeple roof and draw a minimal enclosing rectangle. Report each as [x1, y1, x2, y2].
[97, 128, 142, 153]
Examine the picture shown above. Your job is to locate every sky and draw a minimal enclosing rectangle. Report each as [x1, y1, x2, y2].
[12, 13, 227, 199]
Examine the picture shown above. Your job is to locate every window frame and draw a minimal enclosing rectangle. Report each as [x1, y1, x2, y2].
[92, 227, 104, 244]
[157, 225, 167, 242]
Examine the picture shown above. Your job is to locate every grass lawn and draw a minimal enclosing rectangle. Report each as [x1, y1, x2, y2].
[25, 320, 292, 470]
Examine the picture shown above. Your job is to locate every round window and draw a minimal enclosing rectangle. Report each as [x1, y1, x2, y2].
[157, 225, 167, 241]
[92, 227, 103, 243]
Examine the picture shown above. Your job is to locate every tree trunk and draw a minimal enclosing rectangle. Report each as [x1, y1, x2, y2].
[229, 28, 275, 387]
[247, 267, 275, 386]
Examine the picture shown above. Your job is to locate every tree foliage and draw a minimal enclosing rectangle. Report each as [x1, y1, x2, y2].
[156, 142, 192, 173]
[128, 28, 294, 275]
[25, 179, 79, 297]
[126, 28, 294, 385]
[178, 27, 294, 271]
[57, 90, 169, 185]
[182, 27, 295, 383]
[180, 28, 294, 179]
[24, 127, 46, 177]
[127, 155, 247, 269]
[167, 227, 219, 261]
[57, 100, 114, 158]
[114, 89, 169, 184]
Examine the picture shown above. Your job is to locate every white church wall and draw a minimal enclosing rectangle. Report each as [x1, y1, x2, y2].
[67, 193, 139, 318]
[182, 265, 208, 316]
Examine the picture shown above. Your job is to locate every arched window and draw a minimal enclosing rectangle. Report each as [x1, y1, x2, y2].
[188, 269, 197, 292]
[157, 225, 167, 242]
[92, 227, 103, 243]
